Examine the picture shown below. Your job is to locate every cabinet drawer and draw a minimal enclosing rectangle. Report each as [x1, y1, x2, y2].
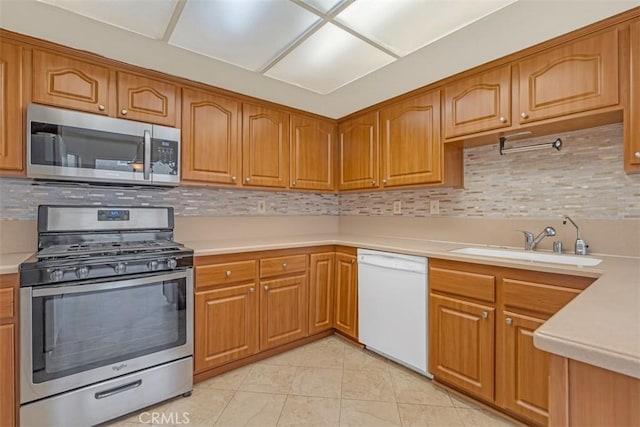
[260, 254, 307, 278]
[502, 279, 581, 317]
[430, 266, 495, 303]
[196, 260, 256, 289]
[0, 287, 14, 320]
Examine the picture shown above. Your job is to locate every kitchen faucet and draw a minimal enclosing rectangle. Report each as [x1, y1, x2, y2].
[563, 215, 588, 255]
[518, 226, 556, 251]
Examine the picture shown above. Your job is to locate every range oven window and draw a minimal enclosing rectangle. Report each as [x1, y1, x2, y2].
[30, 278, 187, 383]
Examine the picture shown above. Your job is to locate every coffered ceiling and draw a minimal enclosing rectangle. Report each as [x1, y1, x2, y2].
[1, 0, 639, 117]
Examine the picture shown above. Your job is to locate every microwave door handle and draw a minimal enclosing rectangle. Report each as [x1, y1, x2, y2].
[143, 130, 151, 181]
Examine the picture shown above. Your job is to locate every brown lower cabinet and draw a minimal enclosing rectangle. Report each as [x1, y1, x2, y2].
[0, 274, 18, 427]
[194, 246, 350, 376]
[334, 248, 358, 340]
[429, 259, 594, 426]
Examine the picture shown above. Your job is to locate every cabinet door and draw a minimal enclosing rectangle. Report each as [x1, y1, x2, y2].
[242, 103, 289, 188]
[497, 311, 549, 426]
[334, 253, 358, 339]
[309, 253, 335, 334]
[517, 28, 619, 124]
[444, 65, 512, 138]
[194, 283, 258, 372]
[380, 91, 442, 187]
[260, 274, 308, 350]
[290, 114, 336, 191]
[429, 293, 494, 402]
[0, 42, 24, 172]
[0, 324, 15, 427]
[338, 112, 379, 190]
[116, 71, 177, 126]
[628, 20, 640, 169]
[181, 87, 241, 184]
[32, 49, 112, 115]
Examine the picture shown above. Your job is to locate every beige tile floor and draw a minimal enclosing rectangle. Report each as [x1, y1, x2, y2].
[107, 336, 518, 427]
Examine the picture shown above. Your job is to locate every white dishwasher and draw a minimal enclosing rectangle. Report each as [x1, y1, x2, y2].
[358, 248, 431, 377]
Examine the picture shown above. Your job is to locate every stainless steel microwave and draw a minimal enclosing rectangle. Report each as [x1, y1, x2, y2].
[27, 104, 181, 187]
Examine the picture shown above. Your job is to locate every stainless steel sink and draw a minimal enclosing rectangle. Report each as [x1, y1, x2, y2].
[450, 247, 602, 266]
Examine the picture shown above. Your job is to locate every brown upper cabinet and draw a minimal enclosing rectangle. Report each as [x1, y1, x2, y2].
[32, 50, 178, 126]
[444, 65, 512, 139]
[517, 27, 619, 124]
[627, 19, 640, 171]
[115, 71, 177, 127]
[338, 111, 379, 191]
[32, 49, 113, 116]
[181, 87, 241, 185]
[0, 41, 24, 173]
[380, 90, 443, 187]
[242, 103, 290, 189]
[290, 114, 336, 191]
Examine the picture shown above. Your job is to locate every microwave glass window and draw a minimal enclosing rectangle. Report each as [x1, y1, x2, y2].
[30, 122, 145, 173]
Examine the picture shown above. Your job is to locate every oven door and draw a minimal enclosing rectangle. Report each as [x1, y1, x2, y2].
[20, 269, 193, 404]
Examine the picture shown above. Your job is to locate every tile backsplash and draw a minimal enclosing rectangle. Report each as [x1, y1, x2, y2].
[0, 123, 638, 220]
[341, 123, 640, 219]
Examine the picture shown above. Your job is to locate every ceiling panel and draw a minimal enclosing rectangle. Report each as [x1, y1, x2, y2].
[335, 0, 518, 56]
[169, 0, 321, 72]
[299, 0, 346, 13]
[37, 0, 178, 39]
[266, 23, 395, 94]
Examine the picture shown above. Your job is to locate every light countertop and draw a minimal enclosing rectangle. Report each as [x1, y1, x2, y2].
[2, 234, 638, 379]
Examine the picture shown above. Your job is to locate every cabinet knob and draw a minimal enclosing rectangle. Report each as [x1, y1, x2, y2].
[245, 177, 251, 183]
[264, 285, 269, 291]
[506, 317, 513, 325]
[371, 180, 376, 186]
[481, 311, 488, 319]
[635, 152, 640, 159]
[121, 108, 128, 115]
[98, 104, 105, 112]
[226, 270, 232, 277]
[292, 181, 297, 186]
[499, 116, 506, 123]
[382, 179, 387, 185]
[520, 112, 528, 119]
[249, 287, 255, 293]
[231, 176, 237, 182]
[351, 259, 356, 264]
[282, 263, 288, 269]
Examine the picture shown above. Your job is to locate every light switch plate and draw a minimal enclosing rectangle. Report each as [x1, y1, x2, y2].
[393, 200, 402, 214]
[258, 200, 266, 213]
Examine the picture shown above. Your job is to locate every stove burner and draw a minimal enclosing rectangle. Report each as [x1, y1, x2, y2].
[37, 240, 183, 260]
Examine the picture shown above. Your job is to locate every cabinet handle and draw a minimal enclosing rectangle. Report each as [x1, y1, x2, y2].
[282, 263, 287, 269]
[481, 311, 488, 319]
[506, 317, 513, 325]
[225, 270, 232, 277]
[245, 177, 251, 183]
[371, 180, 376, 186]
[382, 179, 387, 185]
[249, 287, 255, 293]
[98, 104, 105, 112]
[520, 112, 528, 119]
[121, 109, 128, 115]
[499, 116, 506, 123]
[292, 181, 297, 186]
[351, 259, 356, 264]
[264, 285, 269, 290]
[635, 152, 640, 159]
[231, 176, 237, 182]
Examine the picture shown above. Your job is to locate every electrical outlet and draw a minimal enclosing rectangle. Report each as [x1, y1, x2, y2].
[430, 199, 439, 215]
[257, 200, 266, 213]
[393, 200, 402, 214]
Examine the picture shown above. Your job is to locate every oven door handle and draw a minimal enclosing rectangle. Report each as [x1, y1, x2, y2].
[32, 271, 189, 297]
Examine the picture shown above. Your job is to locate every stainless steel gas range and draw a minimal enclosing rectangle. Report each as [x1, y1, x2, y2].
[19, 205, 194, 426]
